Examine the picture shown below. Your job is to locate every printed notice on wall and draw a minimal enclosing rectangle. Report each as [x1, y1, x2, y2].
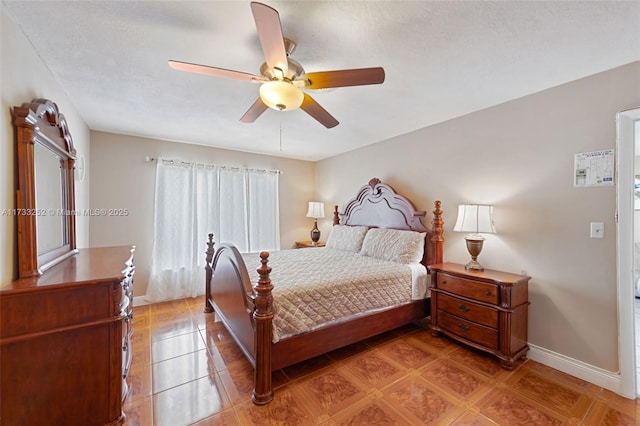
[574, 149, 614, 187]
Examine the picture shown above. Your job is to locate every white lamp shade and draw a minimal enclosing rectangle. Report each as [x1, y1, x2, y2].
[453, 204, 496, 234]
[259, 81, 304, 111]
[306, 201, 325, 219]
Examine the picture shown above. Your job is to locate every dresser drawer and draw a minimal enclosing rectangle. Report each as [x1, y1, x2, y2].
[437, 273, 498, 304]
[436, 293, 498, 328]
[437, 310, 499, 350]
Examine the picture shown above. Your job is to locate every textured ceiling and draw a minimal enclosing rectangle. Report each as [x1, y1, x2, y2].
[3, 1, 640, 161]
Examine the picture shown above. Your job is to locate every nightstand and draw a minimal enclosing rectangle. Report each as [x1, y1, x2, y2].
[428, 262, 530, 369]
[295, 241, 326, 248]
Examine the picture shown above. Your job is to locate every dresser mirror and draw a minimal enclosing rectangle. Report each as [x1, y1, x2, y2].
[13, 98, 77, 278]
[34, 142, 65, 254]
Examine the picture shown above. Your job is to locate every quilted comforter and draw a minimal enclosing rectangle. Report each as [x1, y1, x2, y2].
[242, 247, 427, 342]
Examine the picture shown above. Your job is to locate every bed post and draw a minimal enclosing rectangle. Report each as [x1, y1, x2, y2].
[252, 251, 274, 405]
[333, 205, 340, 225]
[204, 233, 215, 313]
[431, 201, 444, 264]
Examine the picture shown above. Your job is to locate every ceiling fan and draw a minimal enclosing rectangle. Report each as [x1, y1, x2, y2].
[168, 1, 385, 129]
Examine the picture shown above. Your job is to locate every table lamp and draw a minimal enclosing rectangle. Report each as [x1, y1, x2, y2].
[306, 202, 325, 245]
[453, 204, 496, 271]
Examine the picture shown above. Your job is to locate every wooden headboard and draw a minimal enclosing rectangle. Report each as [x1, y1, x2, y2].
[332, 177, 444, 266]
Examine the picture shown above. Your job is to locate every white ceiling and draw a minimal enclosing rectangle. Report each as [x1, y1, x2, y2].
[4, 1, 640, 161]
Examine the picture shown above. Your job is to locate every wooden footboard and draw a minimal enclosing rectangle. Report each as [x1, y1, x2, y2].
[204, 235, 274, 404]
[253, 252, 274, 404]
[204, 236, 256, 366]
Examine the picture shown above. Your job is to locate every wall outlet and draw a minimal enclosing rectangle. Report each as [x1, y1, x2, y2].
[590, 222, 604, 239]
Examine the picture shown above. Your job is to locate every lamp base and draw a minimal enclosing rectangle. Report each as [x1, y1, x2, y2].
[310, 219, 321, 244]
[464, 235, 485, 271]
[464, 259, 485, 271]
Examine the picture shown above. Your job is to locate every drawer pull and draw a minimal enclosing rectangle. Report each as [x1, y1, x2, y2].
[458, 304, 469, 312]
[457, 324, 470, 332]
[484, 290, 491, 296]
[441, 280, 447, 285]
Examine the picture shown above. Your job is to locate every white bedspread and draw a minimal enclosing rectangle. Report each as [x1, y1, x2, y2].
[241, 247, 428, 342]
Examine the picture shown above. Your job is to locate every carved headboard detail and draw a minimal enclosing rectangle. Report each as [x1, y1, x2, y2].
[333, 178, 444, 266]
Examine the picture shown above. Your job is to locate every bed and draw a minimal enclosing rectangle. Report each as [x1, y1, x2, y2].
[203, 178, 444, 404]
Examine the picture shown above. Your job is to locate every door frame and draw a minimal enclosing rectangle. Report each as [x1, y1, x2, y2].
[616, 107, 640, 398]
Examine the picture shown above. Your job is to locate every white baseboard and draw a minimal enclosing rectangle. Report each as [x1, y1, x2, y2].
[528, 343, 631, 397]
[133, 296, 151, 307]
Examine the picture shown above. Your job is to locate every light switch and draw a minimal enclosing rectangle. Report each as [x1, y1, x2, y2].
[590, 222, 604, 239]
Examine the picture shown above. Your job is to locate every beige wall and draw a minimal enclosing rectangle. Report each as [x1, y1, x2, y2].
[316, 61, 640, 373]
[1, 8, 91, 285]
[89, 132, 315, 297]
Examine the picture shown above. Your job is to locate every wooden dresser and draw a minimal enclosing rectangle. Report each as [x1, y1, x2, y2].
[428, 262, 530, 369]
[0, 246, 135, 426]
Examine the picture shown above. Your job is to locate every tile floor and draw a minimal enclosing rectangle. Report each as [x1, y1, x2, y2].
[123, 296, 639, 425]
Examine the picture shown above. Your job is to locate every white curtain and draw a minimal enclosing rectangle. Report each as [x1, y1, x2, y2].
[146, 159, 280, 302]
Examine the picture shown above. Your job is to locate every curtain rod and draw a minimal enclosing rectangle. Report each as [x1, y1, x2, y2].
[144, 156, 281, 175]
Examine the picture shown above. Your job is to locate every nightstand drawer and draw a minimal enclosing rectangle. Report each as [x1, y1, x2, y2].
[437, 273, 498, 304]
[438, 310, 499, 350]
[436, 293, 498, 328]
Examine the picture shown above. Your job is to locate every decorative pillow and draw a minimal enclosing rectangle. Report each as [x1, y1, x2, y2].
[325, 225, 369, 252]
[360, 227, 426, 264]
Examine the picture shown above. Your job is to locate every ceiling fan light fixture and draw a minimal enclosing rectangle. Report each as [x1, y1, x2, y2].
[259, 80, 303, 111]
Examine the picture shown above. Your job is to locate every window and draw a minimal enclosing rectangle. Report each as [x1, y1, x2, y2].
[146, 159, 280, 302]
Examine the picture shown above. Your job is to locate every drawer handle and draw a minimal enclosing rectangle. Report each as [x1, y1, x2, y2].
[484, 290, 491, 296]
[441, 280, 447, 285]
[458, 324, 470, 332]
[458, 304, 469, 312]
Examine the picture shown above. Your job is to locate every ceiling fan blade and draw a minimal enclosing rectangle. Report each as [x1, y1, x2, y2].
[301, 93, 339, 129]
[168, 60, 264, 82]
[305, 67, 385, 89]
[250, 2, 288, 74]
[240, 98, 269, 123]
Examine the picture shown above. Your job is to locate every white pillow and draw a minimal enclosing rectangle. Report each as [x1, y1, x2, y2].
[325, 225, 369, 252]
[360, 227, 426, 264]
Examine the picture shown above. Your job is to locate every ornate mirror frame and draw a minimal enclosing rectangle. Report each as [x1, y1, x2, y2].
[13, 98, 77, 278]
